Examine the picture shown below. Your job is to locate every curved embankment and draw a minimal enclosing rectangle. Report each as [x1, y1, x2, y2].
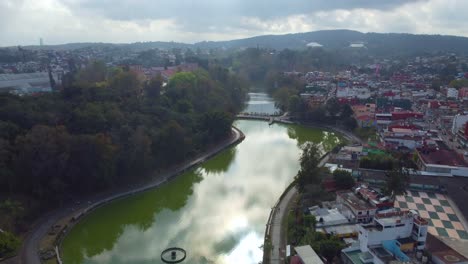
[20, 127, 245, 264]
[262, 122, 360, 264]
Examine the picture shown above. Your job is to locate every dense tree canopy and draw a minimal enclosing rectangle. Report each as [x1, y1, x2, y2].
[0, 61, 248, 205]
[295, 143, 322, 193]
[333, 169, 355, 190]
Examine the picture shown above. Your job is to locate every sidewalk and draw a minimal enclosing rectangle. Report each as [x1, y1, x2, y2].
[267, 152, 331, 264]
[269, 186, 298, 264]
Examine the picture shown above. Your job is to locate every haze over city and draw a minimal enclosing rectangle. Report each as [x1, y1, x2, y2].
[1, 0, 468, 46]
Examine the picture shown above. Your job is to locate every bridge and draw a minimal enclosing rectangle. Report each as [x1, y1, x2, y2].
[236, 112, 293, 125]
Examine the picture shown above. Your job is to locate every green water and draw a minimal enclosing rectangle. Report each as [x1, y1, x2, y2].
[61, 120, 343, 264]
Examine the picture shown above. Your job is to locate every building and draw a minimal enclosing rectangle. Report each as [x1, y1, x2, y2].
[447, 87, 459, 99]
[455, 122, 468, 147]
[311, 207, 350, 227]
[336, 191, 377, 224]
[452, 114, 468, 134]
[375, 113, 393, 126]
[0, 72, 60, 95]
[415, 140, 468, 177]
[391, 111, 424, 121]
[458, 87, 468, 100]
[426, 234, 468, 264]
[355, 186, 393, 209]
[337, 87, 371, 99]
[342, 210, 428, 264]
[294, 245, 324, 264]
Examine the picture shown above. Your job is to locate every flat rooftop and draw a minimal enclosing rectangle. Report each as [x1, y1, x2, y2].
[338, 191, 376, 211]
[417, 141, 467, 167]
[295, 245, 324, 264]
[323, 224, 358, 236]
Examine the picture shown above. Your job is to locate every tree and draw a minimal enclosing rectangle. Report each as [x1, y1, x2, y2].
[14, 125, 71, 200]
[341, 104, 354, 119]
[0, 139, 14, 193]
[325, 98, 341, 118]
[449, 79, 468, 89]
[383, 167, 410, 200]
[333, 169, 355, 189]
[318, 239, 344, 263]
[342, 117, 358, 131]
[0, 231, 20, 258]
[75, 60, 107, 86]
[273, 87, 297, 112]
[200, 111, 234, 142]
[303, 214, 317, 230]
[295, 143, 322, 192]
[145, 75, 163, 98]
[109, 71, 142, 99]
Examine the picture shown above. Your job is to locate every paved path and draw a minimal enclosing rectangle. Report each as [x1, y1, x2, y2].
[269, 186, 297, 264]
[17, 128, 243, 264]
[268, 153, 331, 264]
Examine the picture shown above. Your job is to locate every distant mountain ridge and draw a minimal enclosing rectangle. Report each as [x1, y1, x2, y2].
[13, 30, 468, 54]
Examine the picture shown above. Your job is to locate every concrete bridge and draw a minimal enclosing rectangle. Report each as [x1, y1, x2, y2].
[236, 113, 293, 125]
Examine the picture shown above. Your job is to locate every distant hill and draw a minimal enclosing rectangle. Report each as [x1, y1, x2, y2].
[15, 30, 468, 54]
[194, 30, 468, 54]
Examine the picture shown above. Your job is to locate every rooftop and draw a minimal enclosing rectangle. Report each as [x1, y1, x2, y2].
[294, 245, 324, 264]
[426, 234, 468, 264]
[417, 142, 468, 167]
[338, 191, 377, 211]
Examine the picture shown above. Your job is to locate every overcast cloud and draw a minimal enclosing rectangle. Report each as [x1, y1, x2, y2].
[1, 0, 467, 46]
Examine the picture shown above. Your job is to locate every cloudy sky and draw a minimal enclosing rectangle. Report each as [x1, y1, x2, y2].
[1, 0, 467, 46]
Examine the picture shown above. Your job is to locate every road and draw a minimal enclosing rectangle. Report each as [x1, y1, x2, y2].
[17, 127, 243, 264]
[268, 153, 331, 264]
[269, 186, 297, 264]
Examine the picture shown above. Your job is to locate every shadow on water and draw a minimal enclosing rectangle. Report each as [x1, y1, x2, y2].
[61, 169, 204, 264]
[201, 147, 237, 174]
[286, 124, 343, 151]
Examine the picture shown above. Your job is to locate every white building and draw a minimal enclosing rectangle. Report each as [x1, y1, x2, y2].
[452, 114, 468, 134]
[342, 210, 428, 264]
[337, 87, 371, 99]
[294, 245, 324, 264]
[447, 87, 459, 99]
[336, 192, 377, 224]
[0, 72, 60, 95]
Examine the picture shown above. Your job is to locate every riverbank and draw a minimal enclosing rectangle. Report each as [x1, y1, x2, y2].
[261, 120, 360, 264]
[15, 127, 245, 264]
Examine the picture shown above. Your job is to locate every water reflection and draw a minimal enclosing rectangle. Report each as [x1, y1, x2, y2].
[62, 120, 342, 264]
[243, 93, 279, 115]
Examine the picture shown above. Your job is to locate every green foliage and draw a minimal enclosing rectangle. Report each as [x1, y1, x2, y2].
[200, 111, 234, 143]
[145, 75, 163, 98]
[303, 214, 317, 229]
[359, 155, 395, 170]
[0, 231, 20, 258]
[272, 87, 297, 112]
[383, 167, 410, 200]
[449, 79, 468, 89]
[75, 61, 107, 86]
[333, 169, 355, 189]
[287, 209, 344, 262]
[316, 239, 345, 263]
[0, 60, 247, 203]
[354, 127, 377, 141]
[295, 143, 322, 193]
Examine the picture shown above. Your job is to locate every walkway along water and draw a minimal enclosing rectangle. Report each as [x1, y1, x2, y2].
[19, 127, 245, 264]
[261, 118, 362, 264]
